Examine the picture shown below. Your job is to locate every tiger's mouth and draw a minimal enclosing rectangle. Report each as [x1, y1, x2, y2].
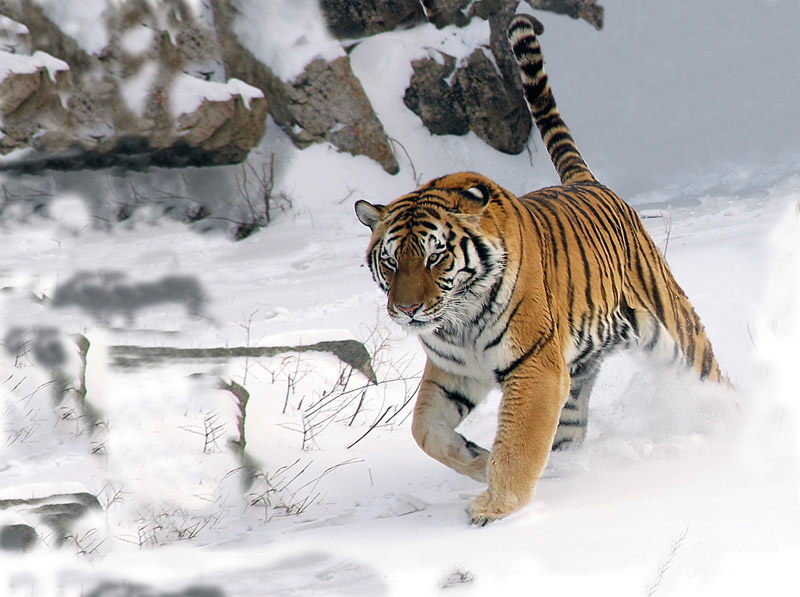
[391, 311, 438, 332]
[388, 300, 453, 334]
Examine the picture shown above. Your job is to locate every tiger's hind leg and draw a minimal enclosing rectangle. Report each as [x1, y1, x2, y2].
[630, 308, 686, 370]
[411, 361, 492, 483]
[552, 364, 600, 450]
[626, 285, 727, 384]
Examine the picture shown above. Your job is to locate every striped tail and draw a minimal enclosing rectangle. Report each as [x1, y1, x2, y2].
[507, 15, 595, 184]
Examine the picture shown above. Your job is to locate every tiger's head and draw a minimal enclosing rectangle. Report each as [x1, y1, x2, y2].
[355, 172, 506, 334]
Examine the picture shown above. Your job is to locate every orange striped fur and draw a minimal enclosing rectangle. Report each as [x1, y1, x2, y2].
[355, 14, 725, 525]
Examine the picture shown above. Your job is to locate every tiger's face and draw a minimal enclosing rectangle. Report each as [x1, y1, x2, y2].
[355, 173, 506, 334]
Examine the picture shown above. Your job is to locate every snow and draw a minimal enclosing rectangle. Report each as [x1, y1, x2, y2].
[169, 74, 264, 119]
[31, 0, 108, 56]
[119, 25, 155, 57]
[119, 59, 158, 117]
[2, 0, 800, 595]
[231, 0, 345, 82]
[0, 50, 68, 82]
[0, 14, 28, 38]
[0, 482, 91, 501]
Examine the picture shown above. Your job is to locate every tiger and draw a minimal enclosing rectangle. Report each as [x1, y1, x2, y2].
[354, 14, 726, 525]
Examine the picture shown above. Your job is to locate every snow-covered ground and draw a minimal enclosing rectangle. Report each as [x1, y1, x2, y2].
[2, 1, 800, 595]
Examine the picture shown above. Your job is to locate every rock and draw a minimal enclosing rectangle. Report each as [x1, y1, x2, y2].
[0, 3, 268, 171]
[403, 0, 532, 154]
[0, 0, 603, 175]
[319, 0, 425, 38]
[0, 50, 71, 154]
[404, 46, 531, 153]
[0, 523, 38, 552]
[404, 54, 469, 136]
[210, 0, 399, 174]
[0, 13, 31, 54]
[0, 484, 102, 546]
[50, 271, 207, 322]
[108, 339, 378, 385]
[172, 77, 267, 163]
[453, 48, 530, 154]
[525, 0, 604, 30]
[421, 0, 604, 30]
[418, 0, 473, 28]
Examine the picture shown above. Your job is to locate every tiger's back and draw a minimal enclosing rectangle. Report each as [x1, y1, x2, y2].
[519, 180, 724, 381]
[355, 13, 725, 524]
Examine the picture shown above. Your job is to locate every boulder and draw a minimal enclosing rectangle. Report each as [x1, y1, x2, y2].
[320, 0, 425, 38]
[0, 522, 38, 552]
[451, 48, 531, 154]
[210, 0, 399, 174]
[418, 0, 473, 28]
[0, 484, 102, 546]
[404, 54, 469, 136]
[0, 50, 71, 154]
[404, 6, 532, 155]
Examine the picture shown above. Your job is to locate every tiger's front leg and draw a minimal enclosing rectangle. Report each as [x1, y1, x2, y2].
[468, 350, 569, 525]
[411, 361, 492, 483]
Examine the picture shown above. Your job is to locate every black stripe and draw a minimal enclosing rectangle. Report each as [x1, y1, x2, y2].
[700, 345, 714, 380]
[433, 382, 475, 418]
[534, 199, 576, 329]
[415, 220, 439, 231]
[644, 322, 661, 351]
[461, 436, 483, 458]
[464, 229, 494, 268]
[523, 75, 548, 101]
[556, 419, 586, 427]
[420, 337, 466, 365]
[484, 298, 524, 350]
[494, 326, 554, 383]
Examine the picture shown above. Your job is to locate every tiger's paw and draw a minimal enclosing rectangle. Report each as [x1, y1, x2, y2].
[467, 490, 514, 526]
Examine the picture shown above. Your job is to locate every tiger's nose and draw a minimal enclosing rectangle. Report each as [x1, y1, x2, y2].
[396, 303, 422, 317]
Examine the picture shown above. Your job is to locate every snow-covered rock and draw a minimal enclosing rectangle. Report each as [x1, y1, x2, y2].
[0, 4, 268, 169]
[210, 0, 400, 174]
[0, 49, 70, 154]
[0, 483, 101, 548]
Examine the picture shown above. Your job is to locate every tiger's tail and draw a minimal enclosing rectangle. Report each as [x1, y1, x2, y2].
[507, 15, 596, 185]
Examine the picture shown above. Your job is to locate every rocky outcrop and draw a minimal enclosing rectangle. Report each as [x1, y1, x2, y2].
[0, 521, 38, 552]
[405, 0, 531, 153]
[0, 485, 102, 549]
[526, 0, 604, 30]
[420, 0, 603, 30]
[108, 339, 378, 385]
[320, 0, 604, 37]
[320, 0, 425, 39]
[0, 0, 603, 175]
[0, 50, 71, 154]
[403, 0, 603, 152]
[455, 47, 530, 154]
[210, 0, 400, 175]
[404, 54, 469, 137]
[0, 0, 268, 171]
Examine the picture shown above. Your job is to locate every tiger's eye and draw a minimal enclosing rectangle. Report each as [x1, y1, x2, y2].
[427, 253, 443, 268]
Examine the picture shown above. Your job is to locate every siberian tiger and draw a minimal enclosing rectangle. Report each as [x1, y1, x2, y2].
[355, 14, 725, 525]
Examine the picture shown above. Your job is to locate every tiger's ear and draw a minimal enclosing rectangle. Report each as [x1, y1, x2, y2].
[460, 184, 491, 210]
[355, 200, 385, 231]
